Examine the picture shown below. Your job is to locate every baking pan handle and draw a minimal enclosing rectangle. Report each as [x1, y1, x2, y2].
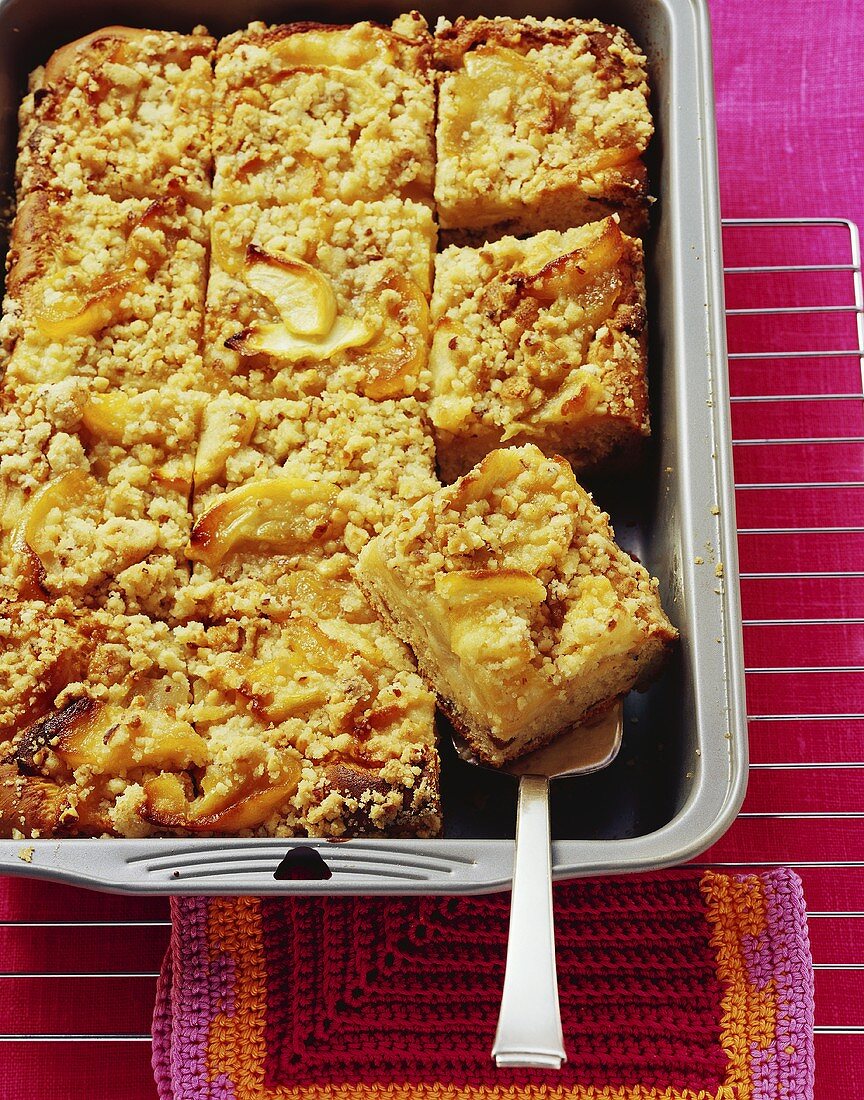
[491, 774, 567, 1070]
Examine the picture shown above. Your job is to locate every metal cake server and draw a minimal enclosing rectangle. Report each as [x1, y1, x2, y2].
[452, 703, 623, 1070]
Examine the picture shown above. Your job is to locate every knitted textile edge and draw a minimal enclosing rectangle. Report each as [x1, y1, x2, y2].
[151, 870, 815, 1100]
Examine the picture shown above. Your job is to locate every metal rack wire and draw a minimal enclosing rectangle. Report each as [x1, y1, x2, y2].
[1, 217, 863, 1085]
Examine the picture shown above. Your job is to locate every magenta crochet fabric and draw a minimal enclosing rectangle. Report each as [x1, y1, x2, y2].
[152, 869, 814, 1099]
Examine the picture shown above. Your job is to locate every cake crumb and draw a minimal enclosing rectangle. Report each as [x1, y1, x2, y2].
[694, 556, 704, 565]
[18, 846, 34, 863]
[711, 506, 720, 515]
[715, 563, 724, 578]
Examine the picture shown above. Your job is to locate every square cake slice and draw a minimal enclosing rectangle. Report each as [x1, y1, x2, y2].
[0, 190, 207, 395]
[175, 579, 440, 838]
[213, 15, 434, 207]
[429, 217, 649, 482]
[356, 444, 677, 766]
[179, 391, 439, 621]
[202, 197, 436, 401]
[17, 26, 214, 206]
[434, 16, 652, 241]
[0, 601, 202, 839]
[0, 382, 203, 619]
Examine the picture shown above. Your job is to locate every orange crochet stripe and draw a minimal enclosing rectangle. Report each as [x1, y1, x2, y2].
[206, 896, 270, 1095]
[203, 873, 772, 1100]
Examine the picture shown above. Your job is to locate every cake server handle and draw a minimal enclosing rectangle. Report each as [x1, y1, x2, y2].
[491, 774, 567, 1070]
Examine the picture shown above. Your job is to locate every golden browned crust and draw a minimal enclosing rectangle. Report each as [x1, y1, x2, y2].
[434, 15, 640, 71]
[42, 26, 213, 85]
[5, 191, 56, 302]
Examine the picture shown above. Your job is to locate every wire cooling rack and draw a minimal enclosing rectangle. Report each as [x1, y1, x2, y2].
[0, 216, 862, 1097]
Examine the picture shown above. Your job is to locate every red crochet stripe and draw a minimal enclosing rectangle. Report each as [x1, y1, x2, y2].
[261, 877, 728, 1091]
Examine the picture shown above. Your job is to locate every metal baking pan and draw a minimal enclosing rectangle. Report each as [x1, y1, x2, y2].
[0, 0, 746, 894]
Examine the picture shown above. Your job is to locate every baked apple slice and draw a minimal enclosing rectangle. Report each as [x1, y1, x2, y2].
[142, 757, 301, 832]
[225, 313, 377, 362]
[243, 244, 337, 336]
[187, 477, 339, 566]
[355, 273, 429, 398]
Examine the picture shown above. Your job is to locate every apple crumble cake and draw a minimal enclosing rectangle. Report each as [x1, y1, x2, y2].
[17, 26, 215, 206]
[0, 381, 202, 620]
[202, 196, 436, 401]
[212, 15, 434, 207]
[0, 13, 663, 840]
[429, 217, 649, 481]
[434, 16, 652, 242]
[356, 445, 677, 766]
[180, 390, 438, 621]
[0, 189, 207, 395]
[0, 594, 439, 839]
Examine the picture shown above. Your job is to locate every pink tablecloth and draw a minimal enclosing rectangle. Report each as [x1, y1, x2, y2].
[2, 3, 863, 1097]
[711, 0, 864, 230]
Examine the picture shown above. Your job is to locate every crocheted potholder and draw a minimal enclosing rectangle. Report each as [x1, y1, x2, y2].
[152, 868, 814, 1100]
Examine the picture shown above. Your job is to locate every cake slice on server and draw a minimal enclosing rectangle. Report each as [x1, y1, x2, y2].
[356, 445, 676, 767]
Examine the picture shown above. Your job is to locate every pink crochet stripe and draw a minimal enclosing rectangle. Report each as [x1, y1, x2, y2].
[152, 896, 220, 1100]
[741, 868, 815, 1099]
